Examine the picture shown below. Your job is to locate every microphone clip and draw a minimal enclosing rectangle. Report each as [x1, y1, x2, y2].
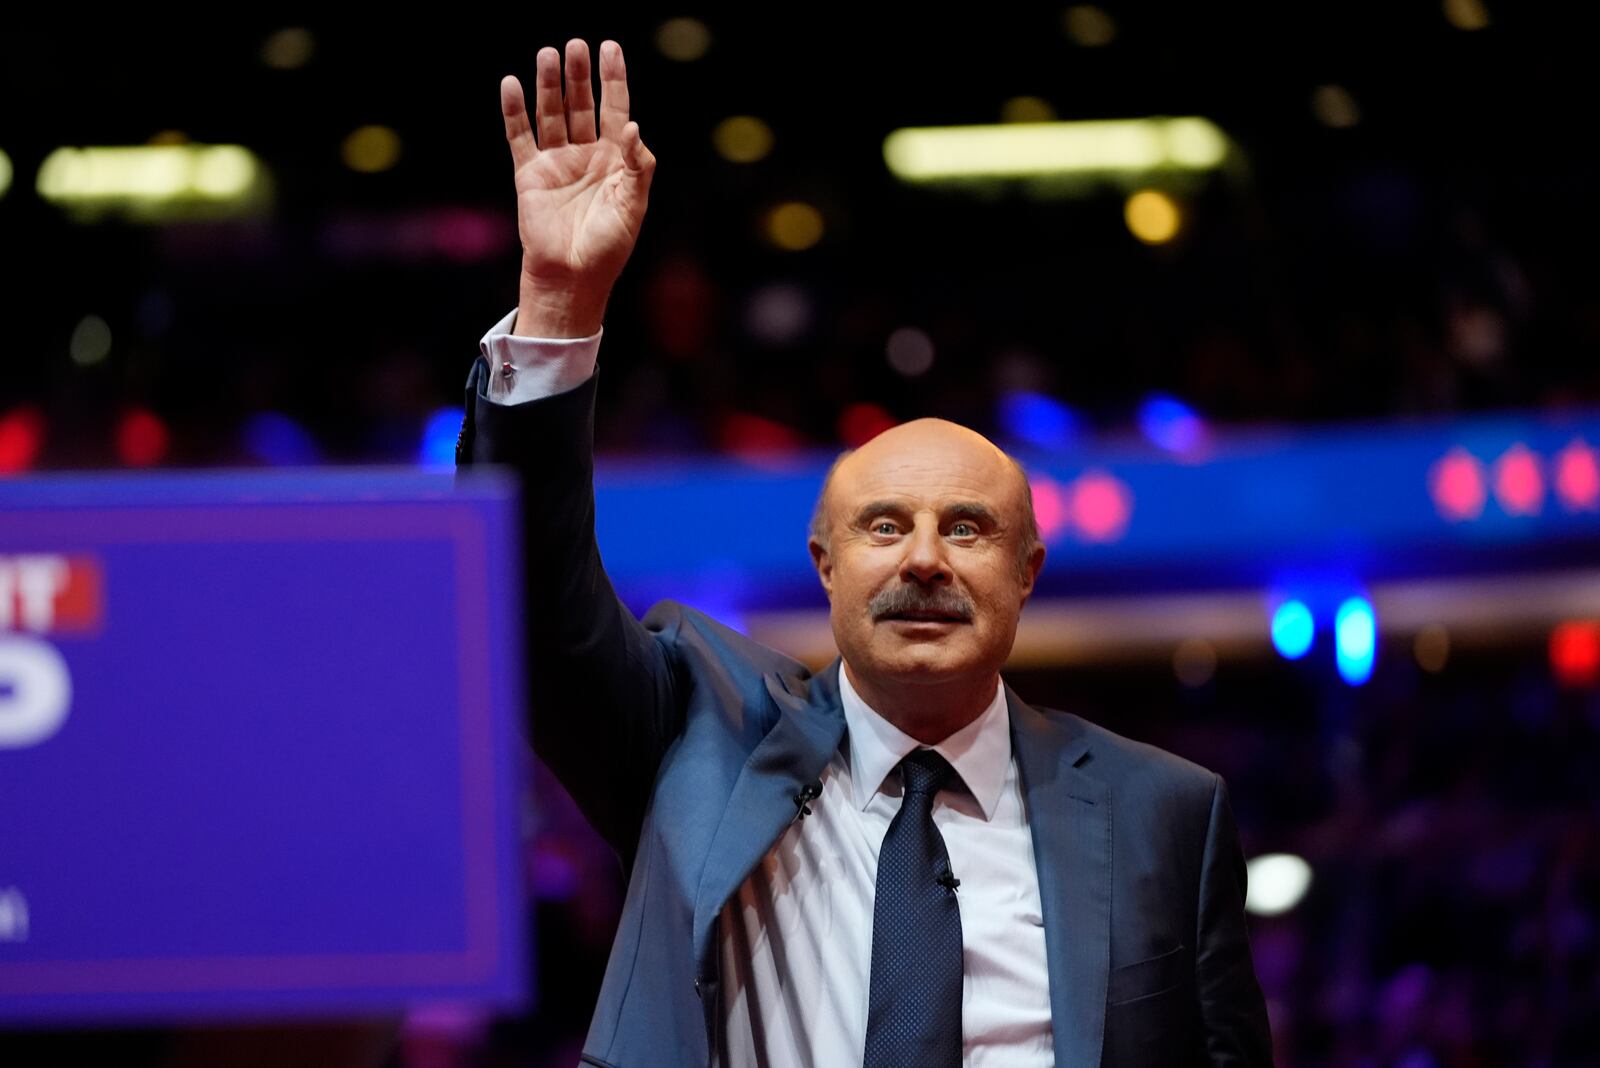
[936, 871, 961, 893]
[792, 782, 822, 821]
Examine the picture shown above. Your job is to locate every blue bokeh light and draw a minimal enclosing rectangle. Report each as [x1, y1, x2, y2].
[999, 391, 1081, 450]
[420, 406, 466, 468]
[1137, 394, 1205, 453]
[243, 412, 321, 466]
[1271, 600, 1315, 659]
[1335, 596, 1376, 685]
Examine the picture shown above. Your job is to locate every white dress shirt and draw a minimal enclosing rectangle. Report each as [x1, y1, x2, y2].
[480, 311, 1054, 1067]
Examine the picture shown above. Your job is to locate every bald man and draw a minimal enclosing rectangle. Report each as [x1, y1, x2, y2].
[457, 39, 1273, 1067]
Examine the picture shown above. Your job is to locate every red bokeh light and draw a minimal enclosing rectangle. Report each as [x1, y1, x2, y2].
[0, 407, 45, 473]
[717, 412, 803, 464]
[1555, 438, 1600, 512]
[1492, 442, 1544, 516]
[1068, 469, 1133, 543]
[116, 408, 170, 467]
[1550, 621, 1600, 688]
[836, 403, 897, 448]
[1028, 474, 1069, 542]
[1428, 447, 1486, 521]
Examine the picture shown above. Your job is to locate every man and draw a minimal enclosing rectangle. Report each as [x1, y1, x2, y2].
[457, 38, 1274, 1067]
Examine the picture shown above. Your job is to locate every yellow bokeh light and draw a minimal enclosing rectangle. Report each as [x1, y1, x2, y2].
[1000, 96, 1057, 124]
[1124, 189, 1181, 244]
[657, 17, 712, 61]
[262, 27, 315, 70]
[1443, 0, 1490, 31]
[1311, 85, 1361, 128]
[1414, 624, 1450, 673]
[764, 202, 824, 251]
[883, 117, 1228, 182]
[342, 125, 401, 173]
[0, 148, 12, 200]
[713, 116, 773, 163]
[1063, 5, 1117, 46]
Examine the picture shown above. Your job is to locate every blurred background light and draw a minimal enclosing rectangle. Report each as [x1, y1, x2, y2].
[68, 315, 113, 367]
[260, 27, 315, 70]
[885, 326, 935, 377]
[1443, 0, 1492, 32]
[1492, 442, 1544, 516]
[115, 408, 169, 467]
[1311, 84, 1361, 129]
[0, 407, 45, 474]
[713, 116, 774, 163]
[1173, 637, 1217, 687]
[1000, 96, 1058, 124]
[419, 407, 465, 468]
[998, 390, 1080, 450]
[36, 144, 265, 218]
[1271, 599, 1315, 660]
[762, 201, 824, 251]
[1549, 620, 1600, 688]
[245, 412, 323, 467]
[744, 283, 813, 346]
[1124, 188, 1181, 244]
[1137, 394, 1206, 454]
[1245, 853, 1313, 916]
[1061, 5, 1117, 47]
[1335, 596, 1377, 685]
[1066, 469, 1133, 542]
[656, 17, 712, 61]
[1414, 623, 1451, 673]
[837, 403, 897, 448]
[342, 126, 401, 174]
[1555, 438, 1600, 511]
[0, 148, 11, 200]
[1428, 446, 1487, 521]
[883, 117, 1228, 182]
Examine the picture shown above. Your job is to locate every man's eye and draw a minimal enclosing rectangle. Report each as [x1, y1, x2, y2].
[873, 522, 898, 535]
[951, 522, 976, 537]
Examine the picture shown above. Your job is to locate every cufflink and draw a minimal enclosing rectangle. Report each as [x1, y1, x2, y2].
[500, 360, 515, 380]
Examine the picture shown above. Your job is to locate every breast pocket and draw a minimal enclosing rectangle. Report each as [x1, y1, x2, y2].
[1106, 942, 1188, 1006]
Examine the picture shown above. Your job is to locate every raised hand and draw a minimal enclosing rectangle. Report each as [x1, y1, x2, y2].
[501, 39, 656, 338]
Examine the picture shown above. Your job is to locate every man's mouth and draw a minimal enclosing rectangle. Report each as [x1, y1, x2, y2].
[882, 609, 968, 623]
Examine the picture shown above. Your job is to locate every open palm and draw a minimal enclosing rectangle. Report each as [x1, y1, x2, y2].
[501, 40, 655, 331]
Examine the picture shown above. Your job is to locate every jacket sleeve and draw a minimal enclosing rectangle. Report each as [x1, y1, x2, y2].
[456, 354, 684, 864]
[1195, 772, 1276, 1065]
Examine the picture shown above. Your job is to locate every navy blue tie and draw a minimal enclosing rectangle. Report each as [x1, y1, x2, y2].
[863, 749, 963, 1068]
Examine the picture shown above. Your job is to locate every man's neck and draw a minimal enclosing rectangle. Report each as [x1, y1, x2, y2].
[840, 661, 1003, 746]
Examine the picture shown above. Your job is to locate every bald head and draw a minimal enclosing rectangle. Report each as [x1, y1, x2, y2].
[809, 419, 1042, 580]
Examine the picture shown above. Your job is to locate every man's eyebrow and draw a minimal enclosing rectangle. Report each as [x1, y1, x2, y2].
[850, 500, 909, 527]
[946, 502, 1000, 526]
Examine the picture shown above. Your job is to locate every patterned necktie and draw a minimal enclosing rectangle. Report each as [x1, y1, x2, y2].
[863, 749, 964, 1068]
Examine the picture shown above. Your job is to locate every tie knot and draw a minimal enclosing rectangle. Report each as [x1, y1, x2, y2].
[899, 749, 956, 797]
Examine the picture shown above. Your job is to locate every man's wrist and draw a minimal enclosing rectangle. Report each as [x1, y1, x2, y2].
[515, 273, 611, 338]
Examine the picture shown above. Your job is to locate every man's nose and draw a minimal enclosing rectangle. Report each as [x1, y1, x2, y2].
[899, 521, 950, 585]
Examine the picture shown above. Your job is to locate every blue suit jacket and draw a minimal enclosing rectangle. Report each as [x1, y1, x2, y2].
[457, 359, 1274, 1067]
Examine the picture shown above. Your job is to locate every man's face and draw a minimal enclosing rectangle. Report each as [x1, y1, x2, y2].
[809, 420, 1045, 702]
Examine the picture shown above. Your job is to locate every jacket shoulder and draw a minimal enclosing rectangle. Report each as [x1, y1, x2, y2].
[1034, 702, 1220, 799]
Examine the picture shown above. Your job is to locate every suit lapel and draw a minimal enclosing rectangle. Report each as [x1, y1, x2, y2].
[1008, 686, 1110, 1068]
[690, 659, 847, 973]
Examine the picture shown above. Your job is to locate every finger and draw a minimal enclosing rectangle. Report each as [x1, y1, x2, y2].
[533, 45, 568, 149]
[500, 75, 538, 167]
[597, 39, 631, 141]
[564, 39, 597, 144]
[621, 121, 656, 200]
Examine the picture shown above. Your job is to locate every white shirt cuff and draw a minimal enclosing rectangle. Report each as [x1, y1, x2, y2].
[477, 307, 602, 405]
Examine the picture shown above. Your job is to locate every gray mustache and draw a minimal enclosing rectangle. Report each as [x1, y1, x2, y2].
[869, 585, 974, 622]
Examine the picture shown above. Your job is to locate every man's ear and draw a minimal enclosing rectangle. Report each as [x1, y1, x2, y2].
[1019, 542, 1046, 605]
[809, 537, 833, 598]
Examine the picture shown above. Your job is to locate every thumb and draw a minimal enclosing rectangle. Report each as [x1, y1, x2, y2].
[620, 121, 656, 201]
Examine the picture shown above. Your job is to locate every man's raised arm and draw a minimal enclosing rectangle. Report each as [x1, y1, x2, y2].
[458, 40, 674, 861]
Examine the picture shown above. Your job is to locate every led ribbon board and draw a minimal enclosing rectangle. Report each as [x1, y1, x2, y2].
[0, 469, 527, 1022]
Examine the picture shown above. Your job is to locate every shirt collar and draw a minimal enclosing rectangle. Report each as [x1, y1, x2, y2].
[837, 666, 1011, 822]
